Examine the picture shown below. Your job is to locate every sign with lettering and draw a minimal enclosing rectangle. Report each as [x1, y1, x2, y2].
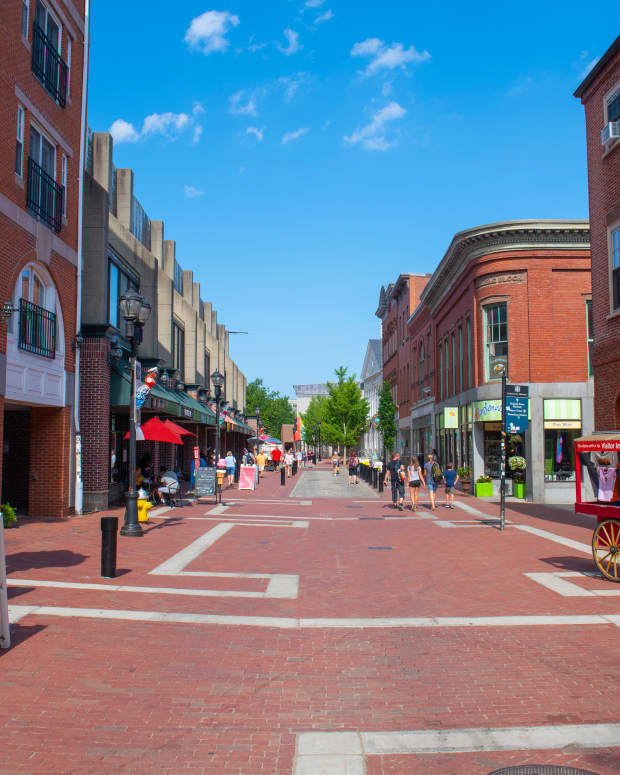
[239, 465, 257, 490]
[195, 467, 216, 497]
[505, 384, 529, 433]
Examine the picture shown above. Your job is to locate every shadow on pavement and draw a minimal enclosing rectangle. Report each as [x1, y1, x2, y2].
[5, 550, 89, 573]
[0, 624, 46, 655]
[538, 555, 596, 572]
[142, 517, 185, 534]
[506, 502, 595, 530]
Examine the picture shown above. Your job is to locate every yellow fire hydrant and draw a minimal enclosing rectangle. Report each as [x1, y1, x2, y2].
[137, 498, 153, 523]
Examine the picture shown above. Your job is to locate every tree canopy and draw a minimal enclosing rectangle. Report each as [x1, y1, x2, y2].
[377, 379, 397, 456]
[321, 366, 369, 457]
[246, 378, 295, 438]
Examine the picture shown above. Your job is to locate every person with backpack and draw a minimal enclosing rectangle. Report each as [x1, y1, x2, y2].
[407, 455, 426, 511]
[348, 452, 359, 485]
[424, 453, 442, 511]
[384, 452, 406, 510]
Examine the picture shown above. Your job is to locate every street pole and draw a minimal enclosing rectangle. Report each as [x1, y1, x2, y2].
[318, 422, 322, 461]
[500, 368, 507, 531]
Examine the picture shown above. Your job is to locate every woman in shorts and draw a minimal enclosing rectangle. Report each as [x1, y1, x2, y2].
[332, 453, 340, 476]
[407, 456, 426, 511]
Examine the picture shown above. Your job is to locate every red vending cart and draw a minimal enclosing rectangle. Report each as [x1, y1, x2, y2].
[574, 432, 620, 582]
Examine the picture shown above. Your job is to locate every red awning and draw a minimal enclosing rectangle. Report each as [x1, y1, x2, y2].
[163, 419, 196, 437]
[124, 417, 183, 445]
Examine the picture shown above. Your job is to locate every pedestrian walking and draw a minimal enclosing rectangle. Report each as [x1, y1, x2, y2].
[272, 447, 282, 470]
[296, 449, 303, 470]
[443, 462, 459, 508]
[384, 452, 405, 510]
[348, 452, 359, 485]
[284, 449, 294, 477]
[407, 455, 426, 511]
[332, 453, 340, 476]
[256, 450, 267, 479]
[225, 450, 236, 487]
[424, 453, 442, 511]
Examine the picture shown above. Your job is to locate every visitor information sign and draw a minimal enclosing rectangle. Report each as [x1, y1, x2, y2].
[505, 384, 529, 433]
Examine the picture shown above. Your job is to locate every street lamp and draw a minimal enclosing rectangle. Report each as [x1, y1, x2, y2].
[211, 369, 226, 480]
[494, 362, 507, 531]
[119, 289, 151, 537]
[318, 420, 322, 462]
[255, 408, 261, 454]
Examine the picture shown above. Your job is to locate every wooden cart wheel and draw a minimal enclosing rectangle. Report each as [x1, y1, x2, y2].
[592, 518, 620, 582]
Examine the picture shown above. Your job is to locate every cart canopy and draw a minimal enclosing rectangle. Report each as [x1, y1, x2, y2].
[574, 432, 620, 452]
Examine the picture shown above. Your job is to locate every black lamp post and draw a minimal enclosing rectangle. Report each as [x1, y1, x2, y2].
[255, 409, 261, 454]
[318, 420, 322, 462]
[494, 362, 507, 531]
[119, 289, 151, 537]
[211, 369, 226, 474]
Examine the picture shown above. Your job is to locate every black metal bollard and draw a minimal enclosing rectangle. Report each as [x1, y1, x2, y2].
[281, 466, 286, 486]
[373, 468, 378, 489]
[101, 516, 118, 578]
[234, 464, 240, 484]
[292, 460, 298, 477]
[378, 471, 384, 493]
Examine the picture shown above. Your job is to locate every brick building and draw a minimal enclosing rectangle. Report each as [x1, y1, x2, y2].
[375, 274, 431, 453]
[406, 220, 592, 503]
[0, 1, 87, 517]
[81, 132, 249, 511]
[574, 35, 620, 430]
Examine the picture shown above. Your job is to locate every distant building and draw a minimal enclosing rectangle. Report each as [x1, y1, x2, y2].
[293, 383, 329, 416]
[360, 339, 382, 458]
[574, 35, 620, 429]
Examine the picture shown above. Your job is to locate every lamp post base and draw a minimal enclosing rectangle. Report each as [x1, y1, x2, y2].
[120, 492, 143, 537]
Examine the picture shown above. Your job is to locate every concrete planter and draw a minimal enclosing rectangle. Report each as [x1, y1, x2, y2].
[475, 481, 493, 497]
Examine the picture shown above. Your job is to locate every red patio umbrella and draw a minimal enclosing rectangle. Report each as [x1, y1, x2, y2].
[124, 417, 183, 445]
[163, 419, 196, 437]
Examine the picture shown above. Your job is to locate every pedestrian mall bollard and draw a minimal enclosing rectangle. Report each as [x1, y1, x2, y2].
[378, 472, 384, 493]
[281, 466, 286, 486]
[292, 460, 298, 477]
[101, 516, 118, 578]
[373, 468, 378, 489]
[234, 465, 240, 484]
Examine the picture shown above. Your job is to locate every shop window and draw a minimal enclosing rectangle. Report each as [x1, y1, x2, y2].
[544, 429, 578, 482]
[485, 302, 508, 380]
[612, 227, 620, 311]
[586, 299, 593, 376]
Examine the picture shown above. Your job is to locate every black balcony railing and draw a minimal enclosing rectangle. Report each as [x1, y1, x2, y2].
[18, 298, 56, 360]
[26, 157, 64, 233]
[32, 22, 68, 107]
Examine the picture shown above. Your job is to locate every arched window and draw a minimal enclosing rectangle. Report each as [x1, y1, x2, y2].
[8, 263, 64, 360]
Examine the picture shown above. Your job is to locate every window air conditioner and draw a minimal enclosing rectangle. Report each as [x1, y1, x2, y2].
[601, 121, 620, 146]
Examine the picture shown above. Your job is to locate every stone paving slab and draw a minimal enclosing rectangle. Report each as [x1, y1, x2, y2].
[290, 469, 378, 499]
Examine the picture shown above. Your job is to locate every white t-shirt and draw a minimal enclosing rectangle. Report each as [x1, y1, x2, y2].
[408, 466, 422, 482]
[296, 451, 302, 461]
[285, 453, 294, 465]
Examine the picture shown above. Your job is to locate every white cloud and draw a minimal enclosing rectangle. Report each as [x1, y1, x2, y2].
[278, 28, 301, 56]
[192, 101, 206, 116]
[580, 57, 599, 79]
[344, 101, 406, 150]
[192, 125, 203, 144]
[315, 9, 334, 24]
[381, 81, 392, 96]
[248, 34, 267, 52]
[282, 127, 309, 144]
[229, 90, 258, 116]
[246, 126, 264, 141]
[279, 72, 310, 102]
[305, 0, 324, 6]
[351, 37, 430, 77]
[184, 185, 204, 198]
[184, 10, 240, 54]
[109, 119, 140, 144]
[142, 111, 190, 137]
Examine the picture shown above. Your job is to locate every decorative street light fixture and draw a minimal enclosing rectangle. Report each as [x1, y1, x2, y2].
[119, 289, 151, 537]
[318, 420, 322, 462]
[255, 408, 261, 455]
[494, 361, 507, 531]
[159, 370, 170, 387]
[211, 369, 226, 479]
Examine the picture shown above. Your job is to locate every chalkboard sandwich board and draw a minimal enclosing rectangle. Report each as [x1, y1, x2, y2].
[195, 467, 216, 497]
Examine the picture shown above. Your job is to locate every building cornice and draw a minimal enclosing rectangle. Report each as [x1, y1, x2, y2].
[419, 220, 590, 314]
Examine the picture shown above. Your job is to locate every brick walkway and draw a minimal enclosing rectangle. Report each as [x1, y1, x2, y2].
[1, 464, 619, 774]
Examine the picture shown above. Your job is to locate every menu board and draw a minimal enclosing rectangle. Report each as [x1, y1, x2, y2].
[195, 467, 216, 497]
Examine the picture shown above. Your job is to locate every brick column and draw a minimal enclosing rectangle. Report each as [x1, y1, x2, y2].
[29, 406, 72, 518]
[80, 337, 111, 511]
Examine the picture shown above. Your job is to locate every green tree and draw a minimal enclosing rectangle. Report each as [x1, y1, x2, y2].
[322, 366, 369, 458]
[246, 378, 296, 438]
[377, 379, 397, 459]
[302, 395, 327, 449]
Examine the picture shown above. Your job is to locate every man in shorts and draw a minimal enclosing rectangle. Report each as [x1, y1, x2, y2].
[384, 452, 405, 510]
[424, 453, 441, 511]
[443, 462, 459, 508]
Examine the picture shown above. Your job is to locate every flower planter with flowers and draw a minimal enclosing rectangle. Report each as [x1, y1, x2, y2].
[457, 466, 472, 493]
[508, 455, 527, 499]
[475, 476, 493, 497]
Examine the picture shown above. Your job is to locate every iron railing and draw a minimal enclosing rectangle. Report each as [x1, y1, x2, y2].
[18, 298, 56, 359]
[32, 22, 68, 107]
[26, 157, 64, 233]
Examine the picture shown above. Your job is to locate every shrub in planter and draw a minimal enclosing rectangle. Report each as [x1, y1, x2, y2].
[2, 503, 17, 529]
[457, 465, 472, 492]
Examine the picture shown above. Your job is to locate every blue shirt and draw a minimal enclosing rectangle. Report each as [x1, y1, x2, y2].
[225, 455, 236, 469]
[444, 469, 457, 487]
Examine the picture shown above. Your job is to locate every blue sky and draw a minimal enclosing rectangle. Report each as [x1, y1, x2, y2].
[87, 1, 612, 398]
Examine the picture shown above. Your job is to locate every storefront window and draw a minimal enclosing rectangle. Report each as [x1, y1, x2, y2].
[484, 427, 502, 478]
[544, 429, 579, 482]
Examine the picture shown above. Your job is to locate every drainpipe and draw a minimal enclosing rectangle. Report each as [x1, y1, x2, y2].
[74, 0, 90, 515]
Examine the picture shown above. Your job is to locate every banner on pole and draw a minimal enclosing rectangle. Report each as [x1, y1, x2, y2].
[505, 384, 529, 433]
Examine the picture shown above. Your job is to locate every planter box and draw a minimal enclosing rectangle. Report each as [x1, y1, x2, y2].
[460, 480, 471, 493]
[513, 482, 525, 499]
[475, 481, 494, 497]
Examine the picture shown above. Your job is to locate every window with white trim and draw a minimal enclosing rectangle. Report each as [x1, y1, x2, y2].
[484, 302, 508, 380]
[15, 106, 25, 177]
[612, 227, 620, 311]
[61, 153, 67, 215]
[21, 0, 29, 38]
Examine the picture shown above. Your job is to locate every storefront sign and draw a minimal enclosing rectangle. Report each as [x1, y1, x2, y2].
[444, 407, 458, 429]
[474, 400, 502, 421]
[181, 407, 193, 418]
[544, 420, 582, 429]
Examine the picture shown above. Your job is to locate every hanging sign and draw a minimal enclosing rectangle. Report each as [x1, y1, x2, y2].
[443, 407, 458, 429]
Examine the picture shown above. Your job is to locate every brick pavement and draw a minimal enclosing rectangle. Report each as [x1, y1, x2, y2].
[1, 464, 619, 774]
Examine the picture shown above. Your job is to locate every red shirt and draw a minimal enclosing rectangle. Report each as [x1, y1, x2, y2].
[271, 449, 282, 461]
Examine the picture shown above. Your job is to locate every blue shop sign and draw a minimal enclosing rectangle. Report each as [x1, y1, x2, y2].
[505, 395, 528, 433]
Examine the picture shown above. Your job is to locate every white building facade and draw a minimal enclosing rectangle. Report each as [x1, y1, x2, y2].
[360, 339, 382, 459]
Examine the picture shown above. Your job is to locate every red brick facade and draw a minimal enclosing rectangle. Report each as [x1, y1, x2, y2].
[575, 36, 620, 429]
[0, 0, 86, 517]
